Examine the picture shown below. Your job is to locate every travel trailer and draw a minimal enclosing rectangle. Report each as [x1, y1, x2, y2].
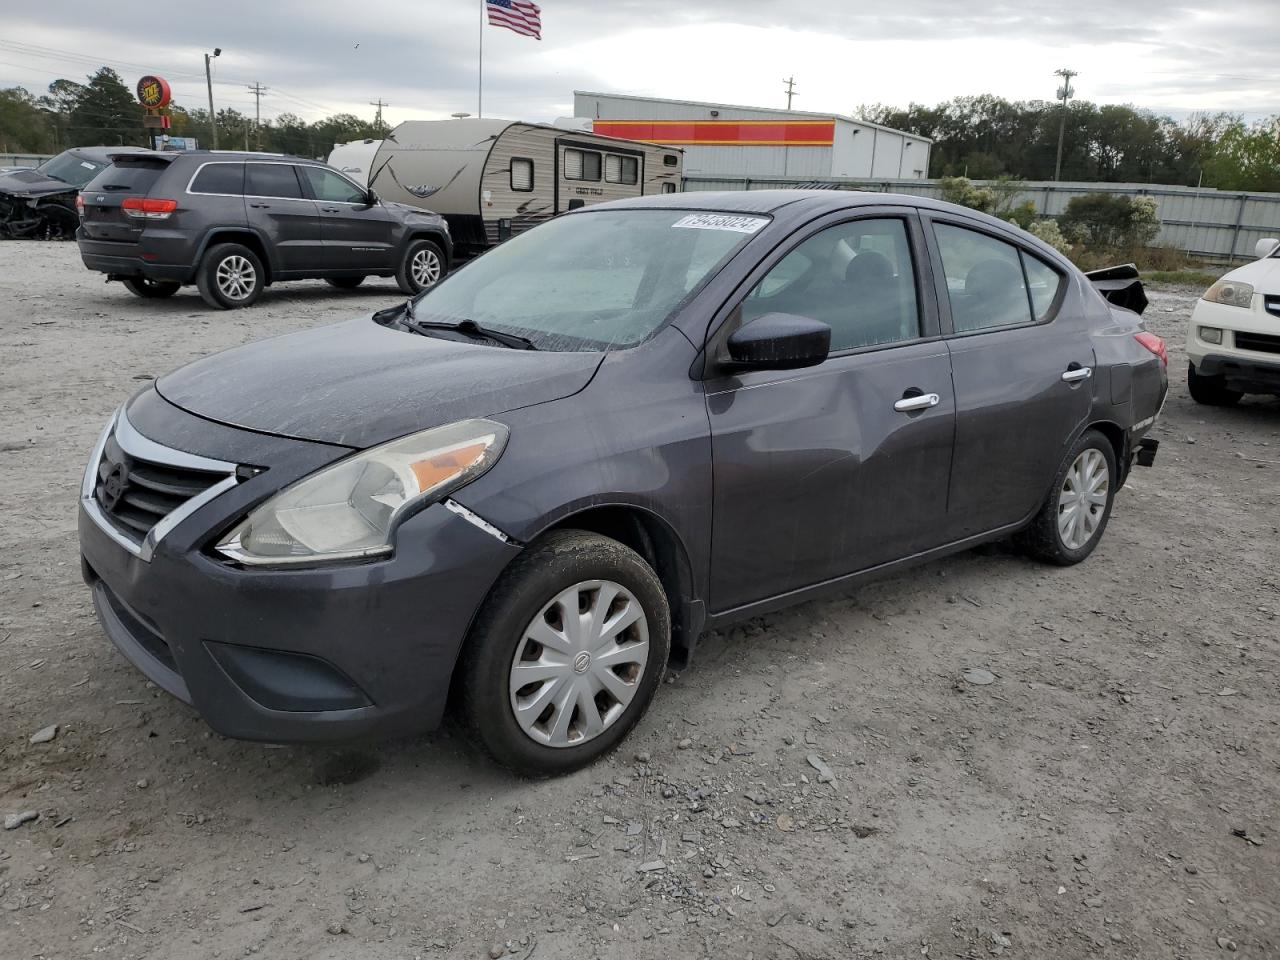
[331, 119, 683, 258]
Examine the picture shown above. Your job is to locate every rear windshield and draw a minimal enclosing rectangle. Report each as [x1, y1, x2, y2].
[84, 158, 170, 195]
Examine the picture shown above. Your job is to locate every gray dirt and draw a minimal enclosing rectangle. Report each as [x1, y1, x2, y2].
[1, 242, 1278, 959]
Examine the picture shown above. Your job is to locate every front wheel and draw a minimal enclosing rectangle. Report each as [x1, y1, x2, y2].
[1016, 429, 1117, 566]
[458, 530, 671, 777]
[1187, 362, 1242, 406]
[196, 243, 265, 310]
[122, 277, 180, 299]
[395, 238, 446, 295]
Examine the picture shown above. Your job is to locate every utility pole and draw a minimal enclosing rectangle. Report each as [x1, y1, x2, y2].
[204, 48, 221, 150]
[1053, 68, 1077, 182]
[369, 98, 389, 129]
[783, 76, 797, 111]
[247, 82, 268, 150]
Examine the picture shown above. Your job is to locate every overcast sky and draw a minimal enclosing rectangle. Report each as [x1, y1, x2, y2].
[3, 1, 1276, 128]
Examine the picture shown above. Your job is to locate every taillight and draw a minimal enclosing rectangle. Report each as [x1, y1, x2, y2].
[121, 197, 178, 220]
[1134, 332, 1167, 367]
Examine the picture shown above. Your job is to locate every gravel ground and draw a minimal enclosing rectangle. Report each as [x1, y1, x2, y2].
[1, 241, 1278, 960]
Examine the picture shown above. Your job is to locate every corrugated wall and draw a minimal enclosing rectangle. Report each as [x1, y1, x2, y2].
[681, 175, 1280, 261]
[574, 93, 931, 180]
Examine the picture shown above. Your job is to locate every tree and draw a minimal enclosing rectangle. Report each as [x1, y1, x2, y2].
[68, 67, 144, 146]
[1202, 116, 1280, 192]
[0, 87, 53, 152]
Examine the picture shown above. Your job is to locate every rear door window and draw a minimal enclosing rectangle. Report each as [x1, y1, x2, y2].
[189, 162, 245, 195]
[245, 163, 303, 199]
[84, 159, 169, 195]
[933, 224, 1033, 332]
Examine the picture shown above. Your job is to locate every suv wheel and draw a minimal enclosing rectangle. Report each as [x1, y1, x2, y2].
[396, 238, 446, 295]
[196, 243, 265, 309]
[122, 277, 181, 299]
[325, 276, 366, 290]
[1187, 362, 1242, 406]
[1016, 429, 1117, 566]
[458, 530, 670, 777]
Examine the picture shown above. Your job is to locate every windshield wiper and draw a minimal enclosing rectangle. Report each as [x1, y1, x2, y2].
[399, 301, 537, 350]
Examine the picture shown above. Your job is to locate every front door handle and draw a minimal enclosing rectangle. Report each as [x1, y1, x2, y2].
[1061, 365, 1093, 383]
[320, 207, 341, 213]
[894, 392, 941, 413]
[248, 203, 270, 209]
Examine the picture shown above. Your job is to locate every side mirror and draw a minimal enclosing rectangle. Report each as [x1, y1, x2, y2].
[1256, 237, 1279, 259]
[726, 313, 830, 371]
[366, 188, 378, 206]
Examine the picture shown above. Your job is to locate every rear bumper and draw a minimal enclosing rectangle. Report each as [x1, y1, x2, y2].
[77, 230, 193, 283]
[1196, 353, 1280, 394]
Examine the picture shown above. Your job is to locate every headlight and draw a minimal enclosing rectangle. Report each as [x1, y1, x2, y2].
[217, 419, 507, 566]
[1202, 279, 1254, 308]
[1198, 326, 1223, 344]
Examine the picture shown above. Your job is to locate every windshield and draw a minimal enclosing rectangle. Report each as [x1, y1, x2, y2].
[410, 209, 768, 352]
[37, 151, 108, 188]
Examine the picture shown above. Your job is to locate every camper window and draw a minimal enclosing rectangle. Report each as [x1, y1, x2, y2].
[564, 148, 601, 182]
[510, 158, 534, 192]
[605, 155, 639, 185]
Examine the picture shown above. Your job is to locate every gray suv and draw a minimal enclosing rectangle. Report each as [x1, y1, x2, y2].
[76, 150, 451, 309]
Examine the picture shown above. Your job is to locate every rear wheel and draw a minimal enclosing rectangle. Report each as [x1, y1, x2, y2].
[196, 243, 265, 310]
[395, 238, 446, 295]
[458, 530, 670, 776]
[122, 277, 180, 299]
[1187, 362, 1242, 406]
[1016, 429, 1117, 566]
[324, 276, 366, 290]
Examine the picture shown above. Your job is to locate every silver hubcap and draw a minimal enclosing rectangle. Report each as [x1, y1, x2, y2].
[411, 248, 441, 287]
[216, 255, 256, 300]
[509, 580, 649, 749]
[1058, 448, 1109, 550]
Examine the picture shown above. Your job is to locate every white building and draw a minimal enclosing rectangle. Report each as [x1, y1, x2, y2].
[574, 91, 932, 181]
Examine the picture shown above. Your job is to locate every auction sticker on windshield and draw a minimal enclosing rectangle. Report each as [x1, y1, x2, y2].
[672, 214, 768, 234]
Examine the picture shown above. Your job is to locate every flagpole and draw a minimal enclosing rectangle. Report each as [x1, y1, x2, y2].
[477, 0, 484, 118]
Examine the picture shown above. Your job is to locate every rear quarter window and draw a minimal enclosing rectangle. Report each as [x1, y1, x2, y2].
[84, 159, 169, 195]
[190, 163, 245, 195]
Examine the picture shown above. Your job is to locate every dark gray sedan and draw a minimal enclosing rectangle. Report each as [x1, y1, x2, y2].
[78, 190, 1167, 775]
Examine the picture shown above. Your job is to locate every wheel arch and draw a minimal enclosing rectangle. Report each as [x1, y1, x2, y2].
[1082, 419, 1130, 487]
[535, 504, 704, 669]
[401, 229, 453, 269]
[197, 229, 276, 284]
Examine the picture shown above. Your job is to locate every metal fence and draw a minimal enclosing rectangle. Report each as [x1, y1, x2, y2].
[683, 175, 1280, 263]
[0, 153, 53, 168]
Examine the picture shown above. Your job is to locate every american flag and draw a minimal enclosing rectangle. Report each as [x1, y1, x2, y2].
[486, 0, 542, 39]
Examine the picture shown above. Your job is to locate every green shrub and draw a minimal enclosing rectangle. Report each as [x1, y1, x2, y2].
[1028, 219, 1070, 253]
[1060, 193, 1161, 250]
[938, 176, 998, 213]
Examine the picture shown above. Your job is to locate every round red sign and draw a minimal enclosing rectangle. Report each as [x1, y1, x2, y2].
[136, 75, 172, 110]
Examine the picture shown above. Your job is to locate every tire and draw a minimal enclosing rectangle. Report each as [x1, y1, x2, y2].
[1016, 429, 1118, 566]
[122, 277, 180, 299]
[395, 238, 446, 295]
[324, 276, 366, 290]
[196, 243, 265, 309]
[458, 530, 671, 777]
[1187, 362, 1242, 407]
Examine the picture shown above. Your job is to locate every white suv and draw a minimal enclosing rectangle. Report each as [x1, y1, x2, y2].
[1186, 238, 1280, 405]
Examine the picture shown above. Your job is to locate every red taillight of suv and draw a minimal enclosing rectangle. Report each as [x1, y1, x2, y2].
[121, 197, 178, 220]
[1134, 332, 1167, 367]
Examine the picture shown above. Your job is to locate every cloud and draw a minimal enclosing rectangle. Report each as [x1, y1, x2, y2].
[1, 0, 1275, 129]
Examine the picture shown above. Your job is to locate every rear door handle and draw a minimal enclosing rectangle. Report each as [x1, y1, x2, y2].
[320, 207, 341, 213]
[1061, 366, 1093, 383]
[248, 203, 270, 209]
[894, 392, 941, 413]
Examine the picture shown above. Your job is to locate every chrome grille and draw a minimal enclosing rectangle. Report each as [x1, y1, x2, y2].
[82, 407, 240, 561]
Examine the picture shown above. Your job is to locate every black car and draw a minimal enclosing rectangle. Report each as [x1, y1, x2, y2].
[0, 146, 149, 240]
[75, 150, 451, 309]
[78, 190, 1167, 775]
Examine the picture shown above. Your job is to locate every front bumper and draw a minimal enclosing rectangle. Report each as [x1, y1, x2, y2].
[1195, 353, 1280, 394]
[79, 399, 521, 743]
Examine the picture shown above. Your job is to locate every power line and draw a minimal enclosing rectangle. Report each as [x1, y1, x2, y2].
[369, 98, 389, 126]
[247, 82, 268, 149]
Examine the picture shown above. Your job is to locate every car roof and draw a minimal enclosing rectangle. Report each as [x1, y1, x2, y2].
[107, 149, 327, 165]
[72, 145, 150, 162]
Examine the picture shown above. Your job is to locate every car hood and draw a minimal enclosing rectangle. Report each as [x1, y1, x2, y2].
[154, 317, 604, 448]
[0, 168, 75, 198]
[1221, 256, 1280, 292]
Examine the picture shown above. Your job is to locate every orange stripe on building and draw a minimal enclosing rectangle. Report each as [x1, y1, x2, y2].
[593, 119, 835, 147]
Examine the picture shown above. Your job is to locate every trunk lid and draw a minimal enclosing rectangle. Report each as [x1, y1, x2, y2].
[79, 156, 174, 243]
